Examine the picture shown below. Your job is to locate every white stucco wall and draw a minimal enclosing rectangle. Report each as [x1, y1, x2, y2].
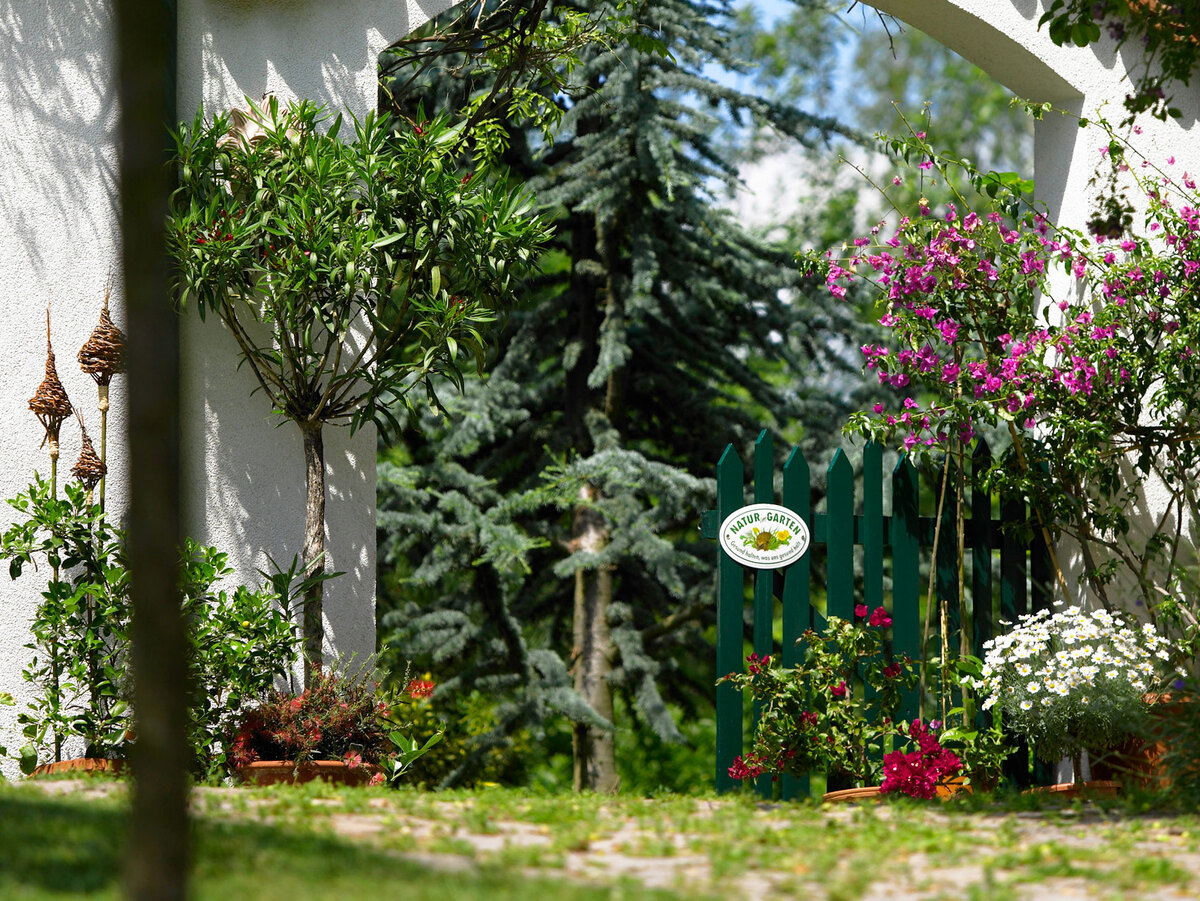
[0, 0, 454, 779]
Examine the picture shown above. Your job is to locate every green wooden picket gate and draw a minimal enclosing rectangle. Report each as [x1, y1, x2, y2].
[701, 430, 1052, 797]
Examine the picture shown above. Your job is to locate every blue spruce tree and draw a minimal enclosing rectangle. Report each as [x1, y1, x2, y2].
[378, 0, 873, 790]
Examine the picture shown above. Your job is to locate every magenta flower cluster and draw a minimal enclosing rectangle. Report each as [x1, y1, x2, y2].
[855, 604, 893, 628]
[880, 719, 962, 800]
[816, 139, 1200, 462]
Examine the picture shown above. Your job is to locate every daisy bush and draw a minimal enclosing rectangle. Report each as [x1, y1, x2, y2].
[973, 604, 1179, 763]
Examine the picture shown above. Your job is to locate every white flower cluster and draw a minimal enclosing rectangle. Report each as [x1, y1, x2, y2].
[971, 603, 1179, 756]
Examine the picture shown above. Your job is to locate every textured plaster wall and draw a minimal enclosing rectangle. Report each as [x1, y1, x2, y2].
[0, 0, 454, 779]
[175, 0, 455, 692]
[0, 0, 128, 780]
[869, 0, 1200, 604]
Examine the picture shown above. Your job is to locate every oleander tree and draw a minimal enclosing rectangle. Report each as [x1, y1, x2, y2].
[168, 98, 548, 684]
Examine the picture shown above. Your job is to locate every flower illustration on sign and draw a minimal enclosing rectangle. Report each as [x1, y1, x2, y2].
[744, 527, 792, 552]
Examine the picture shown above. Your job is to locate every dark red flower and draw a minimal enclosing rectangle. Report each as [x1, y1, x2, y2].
[746, 653, 771, 676]
[868, 606, 893, 628]
[406, 678, 435, 699]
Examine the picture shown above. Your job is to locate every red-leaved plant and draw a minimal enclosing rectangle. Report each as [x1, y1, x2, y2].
[229, 668, 406, 770]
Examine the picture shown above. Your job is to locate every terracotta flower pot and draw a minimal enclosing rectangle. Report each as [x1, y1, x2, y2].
[824, 776, 973, 802]
[822, 786, 882, 803]
[31, 757, 125, 778]
[237, 759, 382, 787]
[935, 775, 973, 798]
[1089, 694, 1188, 789]
[1025, 780, 1121, 799]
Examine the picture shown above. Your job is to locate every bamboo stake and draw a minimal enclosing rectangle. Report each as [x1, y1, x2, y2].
[30, 308, 73, 762]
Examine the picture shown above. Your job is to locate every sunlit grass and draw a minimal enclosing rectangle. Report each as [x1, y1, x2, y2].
[4, 778, 1200, 900]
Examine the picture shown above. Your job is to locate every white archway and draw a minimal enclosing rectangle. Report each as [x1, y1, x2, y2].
[870, 0, 1200, 242]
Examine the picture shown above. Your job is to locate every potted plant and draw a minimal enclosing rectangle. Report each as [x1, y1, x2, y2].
[228, 665, 440, 786]
[972, 603, 1180, 795]
[720, 610, 985, 800]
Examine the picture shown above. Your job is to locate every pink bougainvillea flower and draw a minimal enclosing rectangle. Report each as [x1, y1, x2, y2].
[831, 681, 849, 698]
[855, 603, 869, 618]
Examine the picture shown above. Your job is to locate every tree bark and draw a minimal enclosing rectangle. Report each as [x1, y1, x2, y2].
[301, 420, 326, 686]
[116, 0, 189, 897]
[571, 482, 618, 793]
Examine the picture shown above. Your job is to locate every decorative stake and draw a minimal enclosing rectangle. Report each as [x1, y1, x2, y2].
[78, 279, 125, 509]
[30, 309, 74, 497]
[29, 307, 73, 763]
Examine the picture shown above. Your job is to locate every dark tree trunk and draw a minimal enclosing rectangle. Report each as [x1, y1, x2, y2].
[301, 420, 326, 686]
[571, 482, 618, 793]
[116, 0, 189, 897]
[570, 212, 624, 794]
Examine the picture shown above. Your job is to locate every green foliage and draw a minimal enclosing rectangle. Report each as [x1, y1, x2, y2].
[381, 0, 657, 165]
[0, 476, 313, 777]
[180, 543, 309, 779]
[719, 615, 918, 787]
[1, 477, 131, 769]
[1040, 1, 1200, 122]
[168, 97, 549, 435]
[936, 657, 1012, 790]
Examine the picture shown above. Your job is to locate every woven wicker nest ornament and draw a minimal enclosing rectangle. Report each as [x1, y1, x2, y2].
[71, 419, 106, 491]
[29, 313, 73, 450]
[78, 292, 125, 386]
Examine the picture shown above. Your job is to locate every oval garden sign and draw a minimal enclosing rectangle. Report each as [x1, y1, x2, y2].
[718, 503, 811, 570]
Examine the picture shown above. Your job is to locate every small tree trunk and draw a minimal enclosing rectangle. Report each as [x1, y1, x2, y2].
[301, 420, 326, 686]
[572, 482, 618, 793]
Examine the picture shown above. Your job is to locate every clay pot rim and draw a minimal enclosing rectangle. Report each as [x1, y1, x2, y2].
[30, 757, 126, 778]
[1025, 779, 1122, 797]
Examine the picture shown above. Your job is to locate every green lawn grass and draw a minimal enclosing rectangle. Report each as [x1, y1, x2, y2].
[5, 778, 1200, 900]
[0, 785, 685, 901]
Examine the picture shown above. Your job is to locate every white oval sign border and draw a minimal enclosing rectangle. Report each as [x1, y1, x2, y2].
[718, 503, 811, 570]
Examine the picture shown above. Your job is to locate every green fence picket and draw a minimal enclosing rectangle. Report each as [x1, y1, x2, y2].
[935, 456, 961, 658]
[892, 455, 921, 724]
[780, 446, 811, 801]
[1000, 479, 1027, 625]
[752, 431, 775, 799]
[715, 444, 744, 793]
[862, 441, 883, 715]
[971, 441, 994, 660]
[826, 450, 854, 622]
